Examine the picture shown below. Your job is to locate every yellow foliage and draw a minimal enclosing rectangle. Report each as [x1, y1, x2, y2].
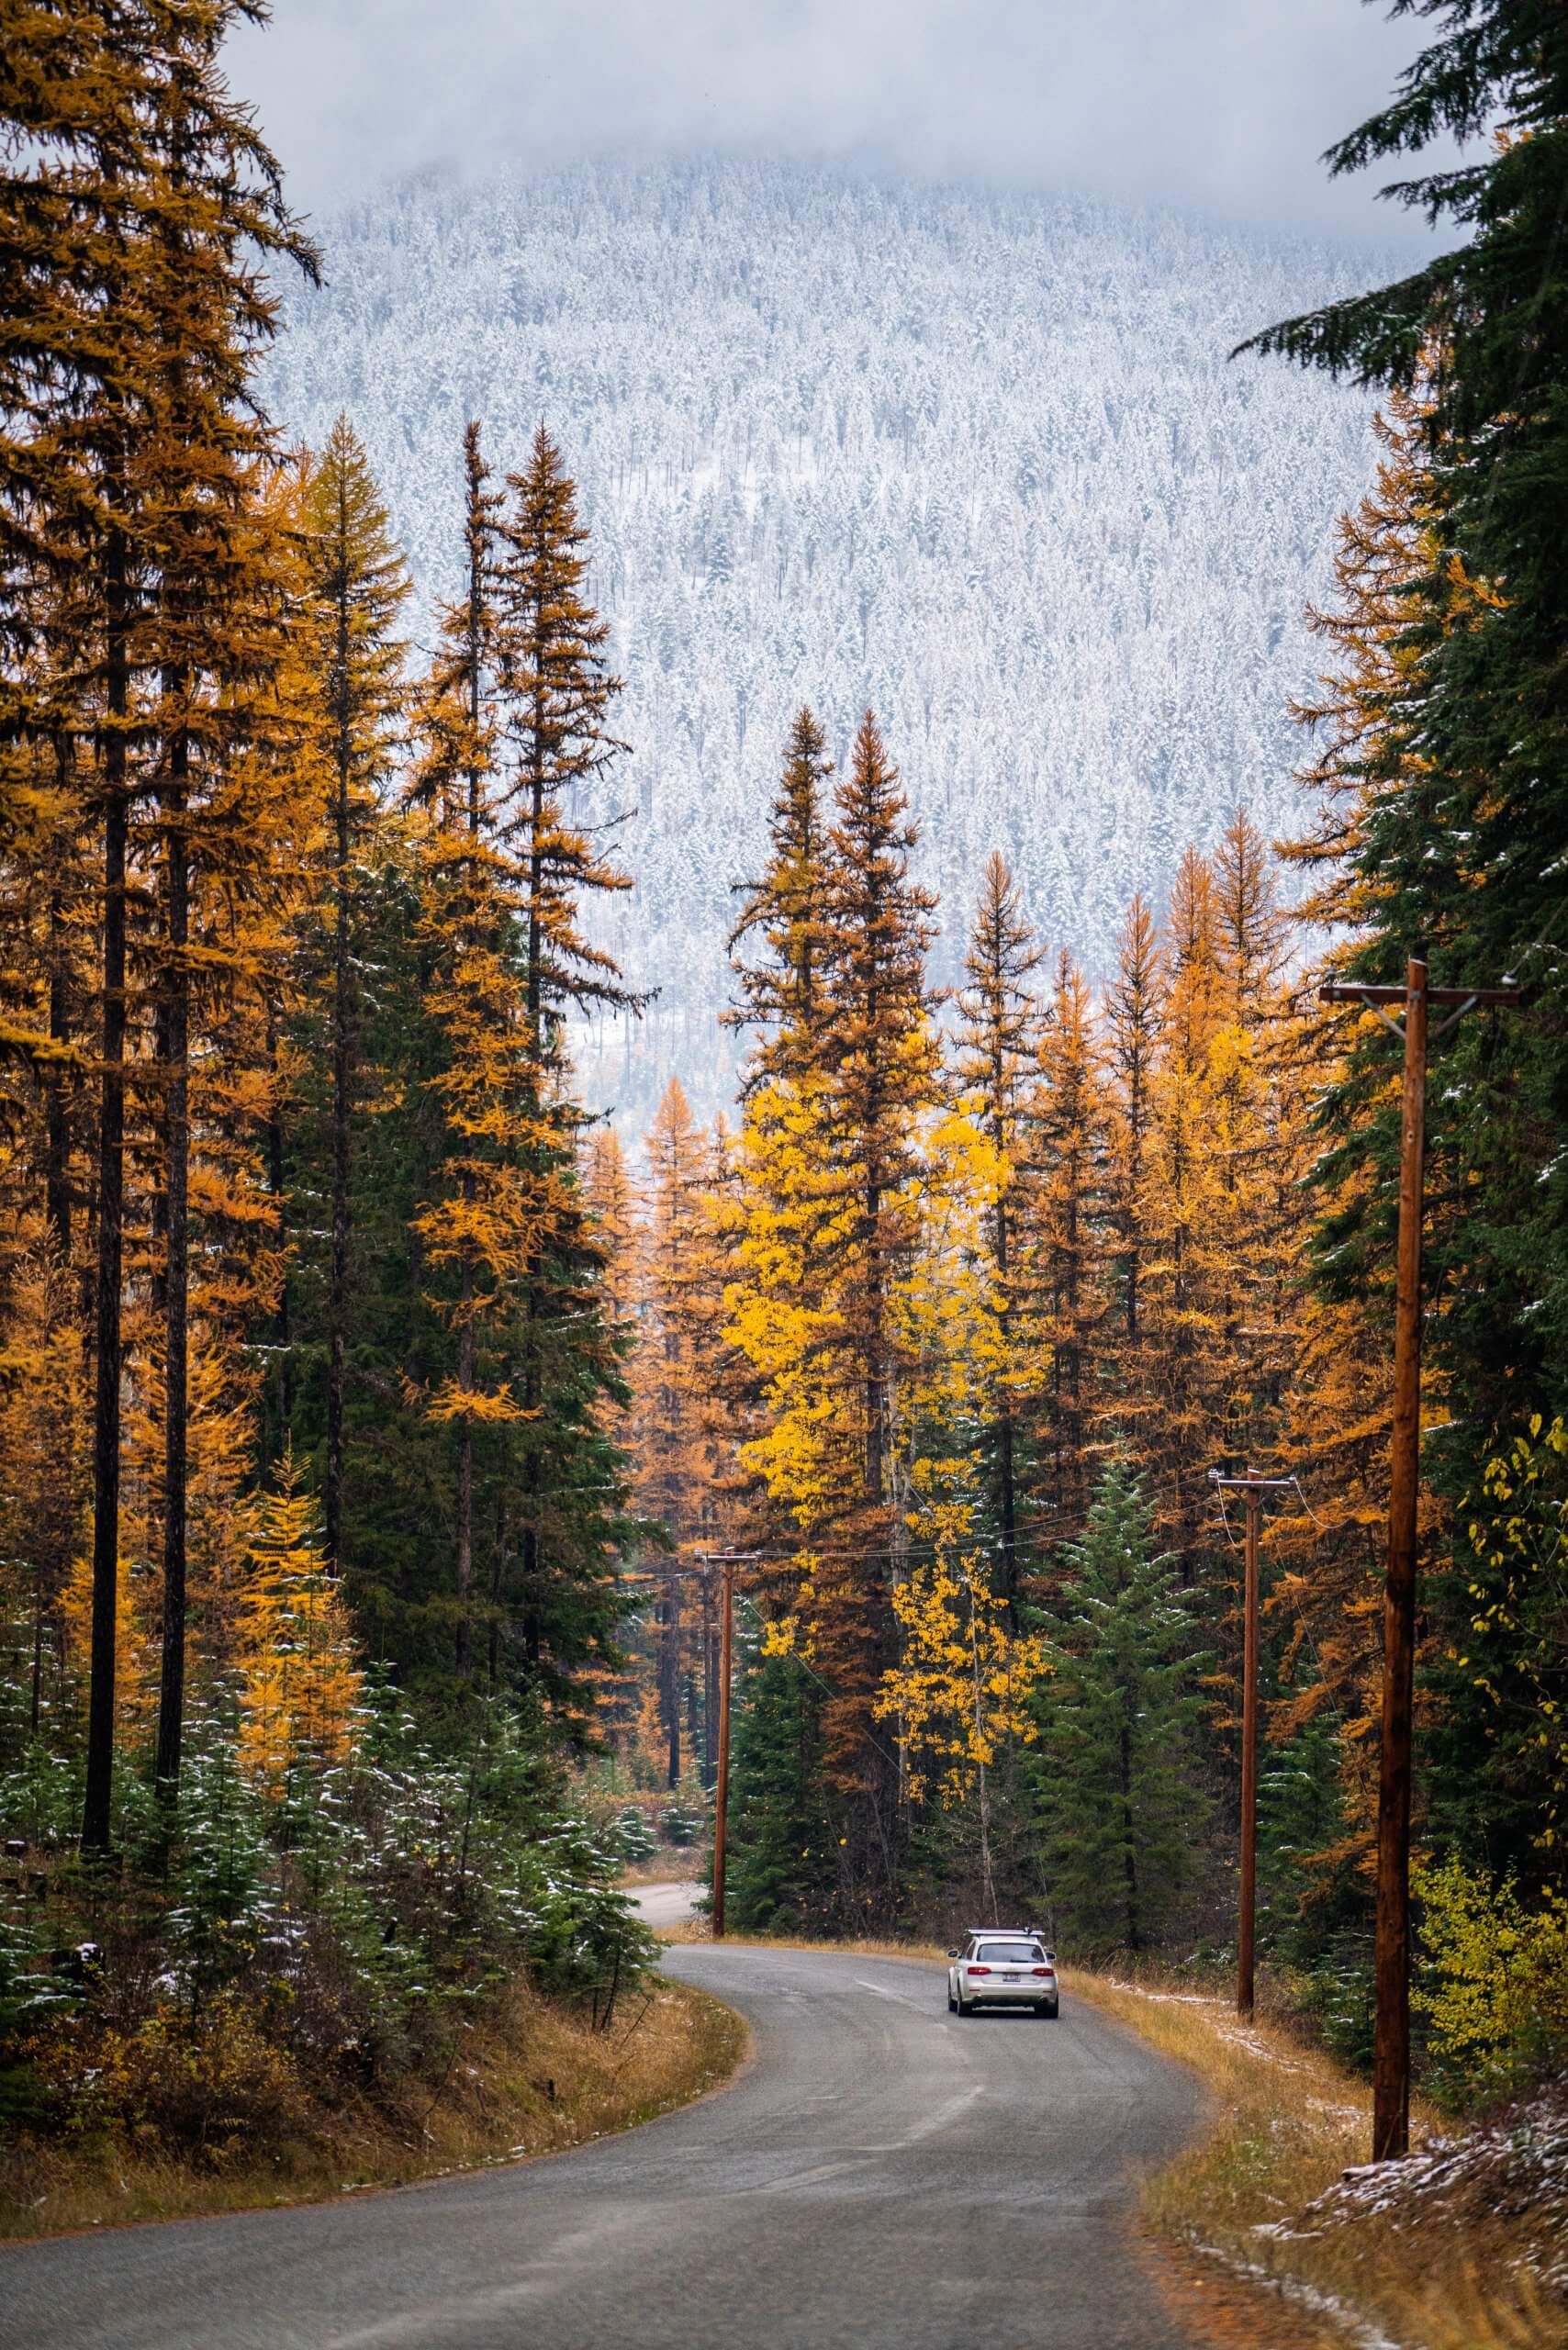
[727, 1070, 856, 1528]
[236, 1460, 363, 1796]
[62, 1539, 158, 1743]
[873, 1466, 1049, 1803]
[1466, 1416, 1568, 1847]
[0, 1238, 85, 1708]
[1414, 1853, 1568, 2073]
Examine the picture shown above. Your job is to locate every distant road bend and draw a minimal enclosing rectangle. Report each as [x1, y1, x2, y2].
[6, 1942, 1206, 2350]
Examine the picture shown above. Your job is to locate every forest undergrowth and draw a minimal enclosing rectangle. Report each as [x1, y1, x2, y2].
[0, 1971, 743, 2241]
[1070, 1966, 1567, 2350]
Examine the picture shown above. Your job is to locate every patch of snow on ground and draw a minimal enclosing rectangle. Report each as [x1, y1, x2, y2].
[1191, 2238, 1409, 2350]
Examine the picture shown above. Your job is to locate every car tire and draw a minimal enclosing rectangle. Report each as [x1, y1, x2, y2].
[947, 1987, 957, 2012]
[957, 1990, 972, 2017]
[1040, 2000, 1059, 2019]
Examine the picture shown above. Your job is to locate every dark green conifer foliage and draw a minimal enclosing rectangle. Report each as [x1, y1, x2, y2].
[297, 416, 409, 1574]
[301, 834, 452, 1670]
[482, 423, 646, 1728]
[1246, 0, 1568, 1886]
[405, 419, 508, 1679]
[724, 1652, 838, 1932]
[1257, 1715, 1353, 1966]
[822, 712, 941, 1539]
[1032, 1461, 1210, 1952]
[954, 853, 1047, 1621]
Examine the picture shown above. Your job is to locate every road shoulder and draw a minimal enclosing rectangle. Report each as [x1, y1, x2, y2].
[1, 1972, 746, 2244]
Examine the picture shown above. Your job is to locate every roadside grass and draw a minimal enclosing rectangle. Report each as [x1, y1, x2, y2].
[618, 1860, 703, 1887]
[663, 1929, 1565, 2347]
[0, 1975, 746, 2243]
[654, 1916, 947, 1959]
[1068, 1966, 1566, 2350]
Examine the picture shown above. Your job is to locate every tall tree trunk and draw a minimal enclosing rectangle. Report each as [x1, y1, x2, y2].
[1119, 1719, 1138, 1952]
[82, 524, 129, 1855]
[516, 737, 546, 1671]
[455, 1308, 473, 1677]
[995, 1193, 1018, 1626]
[45, 741, 74, 1259]
[455, 624, 482, 1679]
[39, 842, 76, 1743]
[264, 992, 292, 1454]
[487, 1497, 505, 1686]
[326, 590, 351, 1572]
[662, 1575, 682, 1788]
[155, 732, 189, 1797]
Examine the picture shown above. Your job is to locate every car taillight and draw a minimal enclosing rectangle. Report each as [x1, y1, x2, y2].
[1032, 1966, 1055, 1977]
[966, 1964, 991, 1976]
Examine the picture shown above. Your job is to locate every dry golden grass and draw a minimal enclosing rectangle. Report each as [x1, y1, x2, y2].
[1069, 1966, 1566, 2350]
[655, 1917, 948, 1958]
[0, 1975, 746, 2243]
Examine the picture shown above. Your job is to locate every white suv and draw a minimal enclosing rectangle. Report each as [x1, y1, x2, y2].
[946, 1931, 1059, 2018]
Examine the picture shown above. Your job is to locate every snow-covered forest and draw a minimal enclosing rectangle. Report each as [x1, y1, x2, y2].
[265, 157, 1378, 1121]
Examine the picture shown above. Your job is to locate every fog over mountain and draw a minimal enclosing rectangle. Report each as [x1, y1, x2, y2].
[264, 157, 1380, 1125]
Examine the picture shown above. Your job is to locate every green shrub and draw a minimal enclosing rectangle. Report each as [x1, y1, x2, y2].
[611, 1804, 659, 1863]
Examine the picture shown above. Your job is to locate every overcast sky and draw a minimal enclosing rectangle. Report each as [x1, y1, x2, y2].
[228, 0, 1448, 245]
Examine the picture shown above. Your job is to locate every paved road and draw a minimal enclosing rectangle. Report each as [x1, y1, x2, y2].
[633, 1877, 702, 1930]
[4, 1945, 1205, 2350]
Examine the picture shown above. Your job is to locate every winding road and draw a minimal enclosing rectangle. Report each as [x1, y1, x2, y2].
[5, 1935, 1206, 2350]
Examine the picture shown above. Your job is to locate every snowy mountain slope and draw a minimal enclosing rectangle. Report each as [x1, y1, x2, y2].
[265, 157, 1377, 1124]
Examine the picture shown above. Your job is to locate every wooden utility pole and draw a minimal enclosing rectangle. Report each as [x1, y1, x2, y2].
[1322, 959, 1529, 2160]
[1211, 1471, 1293, 2020]
[712, 1556, 734, 1939]
[700, 1550, 759, 1940]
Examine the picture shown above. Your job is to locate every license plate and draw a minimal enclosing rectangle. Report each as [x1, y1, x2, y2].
[1003, 1972, 1019, 1981]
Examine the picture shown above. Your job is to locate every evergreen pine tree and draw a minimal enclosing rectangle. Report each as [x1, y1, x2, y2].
[1033, 1460, 1210, 1952]
[813, 713, 940, 1815]
[468, 420, 645, 1723]
[953, 853, 1047, 1620]
[1029, 951, 1110, 1539]
[1101, 894, 1164, 1452]
[1247, 4, 1568, 1883]
[725, 1651, 837, 1932]
[823, 713, 941, 1540]
[298, 416, 409, 1576]
[404, 420, 514, 1676]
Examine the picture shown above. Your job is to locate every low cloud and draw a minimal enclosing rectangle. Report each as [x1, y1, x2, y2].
[230, 0, 1446, 244]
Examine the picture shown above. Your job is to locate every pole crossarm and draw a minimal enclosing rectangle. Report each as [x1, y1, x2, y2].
[1321, 977, 1533, 1046]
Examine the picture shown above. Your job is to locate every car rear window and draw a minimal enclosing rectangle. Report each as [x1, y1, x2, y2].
[973, 1941, 1043, 1963]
